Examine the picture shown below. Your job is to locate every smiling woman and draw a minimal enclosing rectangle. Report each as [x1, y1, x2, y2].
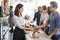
[13, 4, 26, 40]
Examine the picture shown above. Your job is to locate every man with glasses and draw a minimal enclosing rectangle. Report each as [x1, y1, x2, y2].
[34, 1, 60, 40]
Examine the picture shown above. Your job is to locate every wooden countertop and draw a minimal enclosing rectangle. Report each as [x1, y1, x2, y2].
[25, 29, 51, 40]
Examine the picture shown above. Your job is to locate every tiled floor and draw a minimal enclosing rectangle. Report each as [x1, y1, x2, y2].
[1, 26, 13, 40]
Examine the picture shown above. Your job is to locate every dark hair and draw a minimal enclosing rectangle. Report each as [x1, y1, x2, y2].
[10, 6, 13, 10]
[38, 6, 41, 9]
[50, 1, 58, 9]
[48, 7, 51, 15]
[14, 4, 23, 16]
[42, 5, 46, 10]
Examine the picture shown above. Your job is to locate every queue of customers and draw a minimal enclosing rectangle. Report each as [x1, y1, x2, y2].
[7, 1, 60, 40]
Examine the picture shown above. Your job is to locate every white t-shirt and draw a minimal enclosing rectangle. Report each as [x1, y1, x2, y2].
[13, 15, 25, 29]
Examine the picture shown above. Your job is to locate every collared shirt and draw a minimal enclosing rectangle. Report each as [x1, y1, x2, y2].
[47, 12, 60, 35]
[13, 15, 25, 29]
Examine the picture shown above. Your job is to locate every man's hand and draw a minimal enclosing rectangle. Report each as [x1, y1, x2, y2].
[45, 35, 52, 38]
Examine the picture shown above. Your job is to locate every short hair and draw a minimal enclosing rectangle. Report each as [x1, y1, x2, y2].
[10, 6, 13, 10]
[50, 1, 58, 9]
[38, 6, 41, 8]
[42, 5, 46, 10]
[10, 6, 13, 8]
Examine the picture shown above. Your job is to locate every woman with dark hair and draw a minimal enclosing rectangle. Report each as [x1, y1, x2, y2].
[13, 4, 26, 40]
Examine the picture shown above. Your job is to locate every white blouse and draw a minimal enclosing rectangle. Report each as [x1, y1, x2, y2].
[13, 15, 25, 29]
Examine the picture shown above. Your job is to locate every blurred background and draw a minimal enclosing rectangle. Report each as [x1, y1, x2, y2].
[0, 0, 60, 40]
[0, 0, 60, 19]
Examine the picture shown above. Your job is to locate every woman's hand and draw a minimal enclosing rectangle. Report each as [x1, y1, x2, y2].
[24, 27, 33, 31]
[33, 26, 40, 32]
